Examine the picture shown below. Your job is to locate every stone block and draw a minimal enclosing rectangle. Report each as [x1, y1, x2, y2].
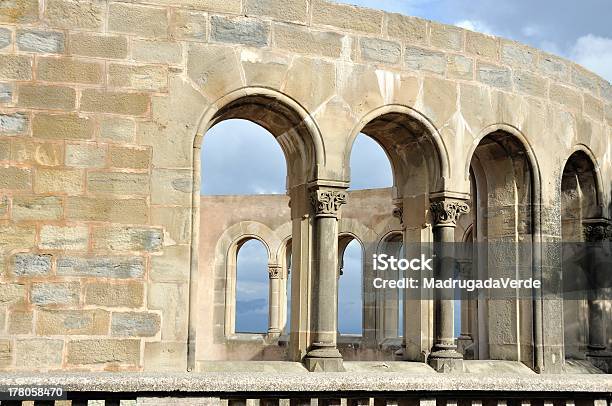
[111, 312, 161, 337]
[0, 339, 12, 367]
[513, 70, 548, 98]
[0, 0, 39, 23]
[0, 82, 13, 103]
[151, 206, 191, 244]
[0, 166, 31, 190]
[430, 22, 463, 51]
[151, 169, 192, 206]
[66, 197, 147, 223]
[0, 55, 32, 80]
[466, 31, 498, 59]
[100, 116, 134, 142]
[87, 171, 149, 196]
[37, 309, 109, 335]
[0, 140, 8, 161]
[12, 195, 62, 221]
[92, 226, 163, 252]
[33, 113, 93, 140]
[241, 48, 291, 88]
[538, 52, 570, 80]
[0, 225, 35, 253]
[187, 43, 242, 101]
[144, 341, 187, 371]
[69, 32, 128, 59]
[0, 112, 28, 134]
[37, 57, 103, 84]
[16, 29, 64, 53]
[57, 256, 145, 279]
[131, 39, 182, 64]
[0, 27, 11, 49]
[108, 145, 151, 169]
[359, 37, 401, 65]
[44, 0, 104, 31]
[11, 253, 52, 277]
[10, 140, 63, 166]
[108, 63, 168, 92]
[0, 284, 25, 306]
[66, 339, 139, 365]
[65, 142, 106, 167]
[170, 10, 207, 41]
[550, 83, 582, 112]
[84, 281, 144, 308]
[108, 3, 168, 38]
[148, 283, 188, 340]
[210, 16, 270, 47]
[571, 65, 599, 95]
[0, 195, 7, 218]
[151, 245, 190, 282]
[386, 13, 427, 45]
[32, 282, 80, 305]
[273, 24, 344, 59]
[404, 46, 446, 75]
[312, 1, 382, 34]
[15, 339, 63, 367]
[584, 93, 604, 121]
[245, 0, 308, 24]
[476, 62, 512, 90]
[8, 310, 32, 334]
[283, 56, 335, 111]
[17, 84, 75, 110]
[501, 40, 536, 67]
[80, 89, 149, 116]
[447, 54, 473, 80]
[39, 225, 88, 250]
[600, 81, 612, 103]
[605, 103, 612, 126]
[144, 0, 240, 13]
[35, 168, 84, 194]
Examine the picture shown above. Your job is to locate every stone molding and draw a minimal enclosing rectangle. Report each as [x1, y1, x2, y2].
[430, 199, 470, 227]
[582, 219, 612, 242]
[310, 189, 348, 218]
[268, 265, 282, 279]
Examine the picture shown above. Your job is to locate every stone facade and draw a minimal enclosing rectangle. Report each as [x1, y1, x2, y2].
[0, 0, 610, 374]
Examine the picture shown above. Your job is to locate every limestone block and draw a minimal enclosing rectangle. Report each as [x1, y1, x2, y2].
[92, 226, 163, 252]
[81, 89, 149, 116]
[0, 166, 31, 190]
[550, 83, 582, 112]
[170, 10, 208, 41]
[284, 56, 335, 112]
[0, 112, 28, 134]
[0, 27, 11, 49]
[571, 65, 600, 95]
[111, 312, 161, 337]
[0, 82, 13, 103]
[430, 22, 464, 51]
[144, 341, 187, 372]
[8, 309, 32, 334]
[15, 339, 63, 367]
[312, 1, 383, 34]
[131, 39, 182, 65]
[273, 24, 345, 59]
[0, 225, 35, 254]
[404, 46, 446, 75]
[513, 70, 547, 98]
[422, 76, 457, 127]
[210, 15, 269, 47]
[84, 281, 144, 308]
[245, 0, 308, 24]
[151, 206, 191, 244]
[16, 29, 64, 53]
[143, 0, 240, 14]
[100, 116, 134, 143]
[0, 0, 39, 24]
[11, 253, 51, 277]
[109, 145, 151, 169]
[150, 245, 190, 282]
[0, 195, 7, 218]
[0, 338, 12, 367]
[187, 44, 243, 100]
[148, 283, 188, 341]
[538, 52, 570, 81]
[385, 13, 427, 45]
[35, 168, 84, 194]
[108, 63, 168, 92]
[37, 57, 103, 84]
[359, 37, 401, 65]
[65, 142, 106, 167]
[241, 48, 291, 88]
[0, 284, 25, 305]
[66, 339, 140, 365]
[151, 169, 192, 206]
[447, 54, 473, 80]
[10, 140, 63, 166]
[0, 55, 32, 80]
[476, 62, 511, 90]
[605, 103, 612, 126]
[33, 113, 94, 140]
[583, 93, 604, 121]
[12, 195, 62, 221]
[69, 32, 128, 59]
[39, 225, 88, 250]
[66, 197, 147, 223]
[17, 84, 75, 110]
[87, 171, 149, 196]
[466, 31, 498, 60]
[57, 256, 145, 279]
[335, 64, 382, 118]
[108, 3, 168, 38]
[31, 282, 80, 305]
[600, 81, 612, 103]
[501, 40, 536, 67]
[45, 0, 104, 31]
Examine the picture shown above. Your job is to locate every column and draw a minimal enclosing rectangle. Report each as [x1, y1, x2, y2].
[268, 264, 283, 338]
[428, 197, 470, 372]
[304, 187, 347, 372]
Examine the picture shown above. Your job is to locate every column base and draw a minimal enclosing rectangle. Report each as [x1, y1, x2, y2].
[587, 349, 612, 373]
[304, 344, 345, 372]
[428, 349, 465, 373]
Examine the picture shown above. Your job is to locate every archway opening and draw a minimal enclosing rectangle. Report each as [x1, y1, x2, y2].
[235, 238, 270, 333]
[338, 237, 364, 336]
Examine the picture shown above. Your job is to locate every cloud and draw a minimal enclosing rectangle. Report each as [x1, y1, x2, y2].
[454, 19, 495, 35]
[570, 34, 612, 82]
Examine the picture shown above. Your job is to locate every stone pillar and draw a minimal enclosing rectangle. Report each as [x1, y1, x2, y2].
[304, 187, 347, 372]
[268, 264, 283, 338]
[428, 197, 470, 372]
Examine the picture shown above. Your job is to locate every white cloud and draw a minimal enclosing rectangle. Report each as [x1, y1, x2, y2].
[570, 34, 612, 82]
[454, 19, 495, 36]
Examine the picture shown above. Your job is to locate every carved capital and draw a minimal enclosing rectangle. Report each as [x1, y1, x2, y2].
[310, 189, 348, 218]
[583, 219, 612, 242]
[392, 206, 404, 225]
[430, 199, 470, 227]
[268, 265, 282, 279]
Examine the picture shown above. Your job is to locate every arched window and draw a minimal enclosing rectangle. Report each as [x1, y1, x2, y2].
[235, 239, 270, 333]
[349, 133, 393, 190]
[338, 238, 364, 335]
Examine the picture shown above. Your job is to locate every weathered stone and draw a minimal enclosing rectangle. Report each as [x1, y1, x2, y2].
[0, 284, 25, 305]
[422, 76, 457, 126]
[45, 0, 104, 31]
[539, 52, 570, 80]
[0, 55, 32, 80]
[15, 339, 63, 367]
[100, 116, 134, 143]
[8, 310, 32, 334]
[108, 3, 168, 38]
[11, 253, 52, 277]
[80, 89, 149, 116]
[430, 23, 464, 51]
[34, 168, 84, 194]
[111, 312, 161, 337]
[211, 16, 270, 47]
[33, 113, 93, 140]
[513, 70, 547, 98]
[151, 206, 191, 244]
[12, 195, 62, 221]
[32, 282, 80, 305]
[69, 32, 128, 59]
[284, 56, 335, 112]
[170, 9, 207, 41]
[109, 145, 150, 169]
[583, 93, 604, 121]
[0, 195, 8, 218]
[57, 256, 145, 279]
[245, 0, 308, 24]
[151, 245, 190, 283]
[0, 27, 11, 49]
[87, 171, 149, 196]
[37, 57, 103, 84]
[148, 283, 188, 341]
[0, 112, 28, 134]
[67, 339, 139, 365]
[66, 197, 147, 224]
[0, 339, 12, 367]
[144, 341, 187, 372]
[0, 225, 35, 254]
[131, 39, 182, 65]
[17, 84, 75, 110]
[0, 0, 39, 24]
[606, 104, 612, 126]
[571, 65, 599, 95]
[84, 281, 144, 307]
[92, 226, 163, 252]
[187, 44, 242, 100]
[241, 48, 291, 88]
[359, 37, 401, 65]
[37, 309, 109, 335]
[550, 83, 582, 112]
[16, 29, 64, 53]
[501, 41, 536, 67]
[10, 140, 63, 166]
[151, 169, 192, 205]
[386, 13, 426, 45]
[65, 142, 106, 167]
[0, 166, 31, 190]
[0, 82, 13, 103]
[39, 225, 88, 250]
[447, 54, 473, 80]
[108, 64, 168, 92]
[404, 46, 446, 75]
[476, 62, 512, 90]
[273, 23, 344, 59]
[466, 31, 498, 59]
[313, 1, 383, 34]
